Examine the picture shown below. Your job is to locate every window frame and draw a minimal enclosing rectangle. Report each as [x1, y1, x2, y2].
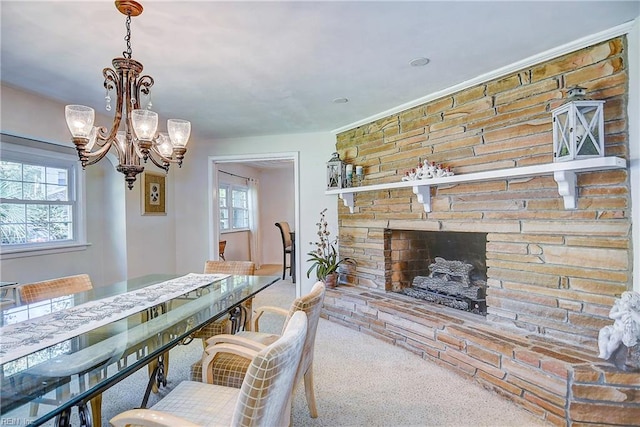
[218, 182, 250, 233]
[0, 135, 88, 259]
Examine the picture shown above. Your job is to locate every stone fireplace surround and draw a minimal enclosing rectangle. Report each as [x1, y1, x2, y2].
[322, 36, 639, 426]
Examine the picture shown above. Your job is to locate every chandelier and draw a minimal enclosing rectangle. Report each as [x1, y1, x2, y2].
[64, 0, 191, 190]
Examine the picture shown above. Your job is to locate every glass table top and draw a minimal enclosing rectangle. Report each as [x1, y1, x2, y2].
[0, 273, 279, 426]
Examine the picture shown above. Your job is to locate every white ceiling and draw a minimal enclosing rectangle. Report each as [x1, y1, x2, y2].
[1, 1, 638, 142]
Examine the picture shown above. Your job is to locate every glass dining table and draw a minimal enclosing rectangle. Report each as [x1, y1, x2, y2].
[0, 273, 279, 427]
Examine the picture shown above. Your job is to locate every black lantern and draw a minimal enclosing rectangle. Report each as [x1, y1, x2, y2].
[326, 152, 346, 190]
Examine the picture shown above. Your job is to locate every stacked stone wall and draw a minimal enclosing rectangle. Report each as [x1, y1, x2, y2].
[335, 37, 631, 348]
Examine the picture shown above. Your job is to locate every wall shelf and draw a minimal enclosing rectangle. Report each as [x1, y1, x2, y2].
[325, 157, 627, 213]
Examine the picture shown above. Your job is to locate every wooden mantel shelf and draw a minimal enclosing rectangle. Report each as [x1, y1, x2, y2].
[326, 157, 627, 213]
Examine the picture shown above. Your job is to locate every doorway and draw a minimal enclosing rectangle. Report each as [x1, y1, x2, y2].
[208, 152, 300, 296]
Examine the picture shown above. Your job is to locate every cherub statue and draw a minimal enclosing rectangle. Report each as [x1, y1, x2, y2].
[598, 291, 640, 360]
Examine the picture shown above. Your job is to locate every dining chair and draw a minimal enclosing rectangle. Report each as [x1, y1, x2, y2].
[110, 311, 308, 427]
[191, 261, 256, 348]
[18, 273, 93, 304]
[191, 281, 325, 419]
[275, 221, 294, 281]
[17, 274, 102, 426]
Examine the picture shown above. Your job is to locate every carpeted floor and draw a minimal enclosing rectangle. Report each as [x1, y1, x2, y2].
[25, 272, 549, 426]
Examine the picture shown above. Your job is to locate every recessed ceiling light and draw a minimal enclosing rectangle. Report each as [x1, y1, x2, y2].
[333, 97, 349, 104]
[410, 57, 430, 67]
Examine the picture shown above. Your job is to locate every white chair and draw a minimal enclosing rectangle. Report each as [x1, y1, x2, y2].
[196, 281, 325, 418]
[109, 311, 308, 427]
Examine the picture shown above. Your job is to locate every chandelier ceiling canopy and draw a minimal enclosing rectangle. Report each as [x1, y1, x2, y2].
[65, 0, 191, 190]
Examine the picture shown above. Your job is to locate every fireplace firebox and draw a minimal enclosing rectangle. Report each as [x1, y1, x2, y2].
[386, 230, 487, 315]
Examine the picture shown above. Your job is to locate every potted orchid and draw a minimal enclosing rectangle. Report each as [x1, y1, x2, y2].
[306, 208, 354, 287]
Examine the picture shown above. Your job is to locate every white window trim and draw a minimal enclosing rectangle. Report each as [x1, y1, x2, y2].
[0, 134, 89, 259]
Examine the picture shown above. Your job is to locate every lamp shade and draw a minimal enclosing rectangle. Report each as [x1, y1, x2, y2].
[131, 109, 158, 140]
[157, 132, 173, 157]
[167, 119, 191, 148]
[65, 105, 95, 138]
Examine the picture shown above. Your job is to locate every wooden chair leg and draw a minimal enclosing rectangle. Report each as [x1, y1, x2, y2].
[282, 252, 286, 279]
[90, 394, 102, 427]
[303, 365, 318, 418]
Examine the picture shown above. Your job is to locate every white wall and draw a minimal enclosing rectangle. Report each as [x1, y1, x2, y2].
[259, 167, 295, 265]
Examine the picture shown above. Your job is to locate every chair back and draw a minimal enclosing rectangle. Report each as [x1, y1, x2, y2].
[19, 274, 93, 304]
[281, 281, 325, 386]
[204, 261, 255, 275]
[275, 222, 292, 249]
[231, 311, 308, 427]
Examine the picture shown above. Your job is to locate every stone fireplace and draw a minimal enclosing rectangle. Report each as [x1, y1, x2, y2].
[321, 36, 639, 426]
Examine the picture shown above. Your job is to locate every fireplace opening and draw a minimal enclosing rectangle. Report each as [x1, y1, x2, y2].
[386, 230, 488, 315]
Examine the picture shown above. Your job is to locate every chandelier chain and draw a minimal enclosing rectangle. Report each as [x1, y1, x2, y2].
[123, 12, 133, 59]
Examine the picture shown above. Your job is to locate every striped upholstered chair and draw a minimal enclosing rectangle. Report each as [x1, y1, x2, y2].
[191, 281, 325, 419]
[110, 311, 308, 427]
[191, 261, 256, 346]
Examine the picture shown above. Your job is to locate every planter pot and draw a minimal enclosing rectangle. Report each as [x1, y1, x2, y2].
[323, 272, 338, 289]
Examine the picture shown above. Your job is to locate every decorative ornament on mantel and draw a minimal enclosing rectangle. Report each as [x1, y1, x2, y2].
[402, 160, 454, 181]
[552, 86, 605, 163]
[64, 0, 191, 189]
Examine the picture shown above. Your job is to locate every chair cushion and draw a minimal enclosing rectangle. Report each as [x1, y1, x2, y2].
[190, 332, 279, 385]
[151, 380, 239, 427]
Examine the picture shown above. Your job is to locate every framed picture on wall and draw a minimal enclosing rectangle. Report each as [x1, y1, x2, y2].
[141, 171, 166, 215]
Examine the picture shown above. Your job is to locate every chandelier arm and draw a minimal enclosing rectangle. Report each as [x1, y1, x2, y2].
[146, 149, 170, 171]
[102, 66, 127, 159]
[150, 145, 188, 167]
[136, 75, 154, 104]
[84, 141, 120, 167]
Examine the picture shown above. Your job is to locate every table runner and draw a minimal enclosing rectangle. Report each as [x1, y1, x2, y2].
[0, 273, 229, 364]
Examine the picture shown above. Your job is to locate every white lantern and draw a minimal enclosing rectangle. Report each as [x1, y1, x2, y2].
[552, 86, 605, 162]
[326, 152, 346, 190]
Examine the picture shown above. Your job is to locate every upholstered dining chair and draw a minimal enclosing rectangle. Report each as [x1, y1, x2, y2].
[192, 281, 326, 419]
[191, 261, 256, 348]
[18, 273, 93, 304]
[110, 311, 308, 427]
[17, 274, 101, 425]
[275, 221, 294, 282]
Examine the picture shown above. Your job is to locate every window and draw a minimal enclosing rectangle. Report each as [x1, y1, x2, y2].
[0, 136, 86, 257]
[219, 183, 249, 231]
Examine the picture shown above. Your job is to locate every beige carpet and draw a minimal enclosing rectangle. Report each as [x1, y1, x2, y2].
[25, 276, 549, 426]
